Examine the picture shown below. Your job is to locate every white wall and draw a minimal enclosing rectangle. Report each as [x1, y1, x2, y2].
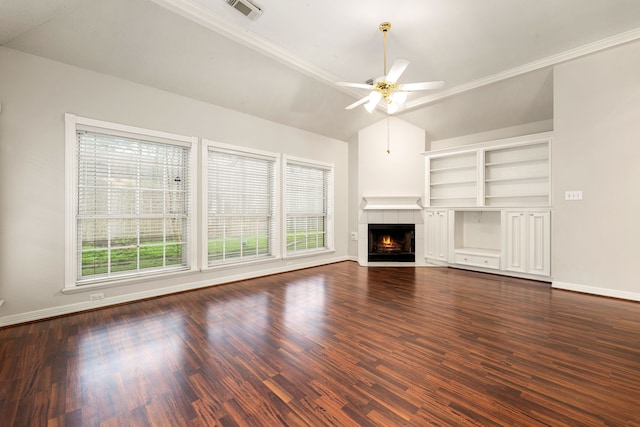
[552, 40, 640, 300]
[0, 47, 350, 325]
[357, 117, 426, 199]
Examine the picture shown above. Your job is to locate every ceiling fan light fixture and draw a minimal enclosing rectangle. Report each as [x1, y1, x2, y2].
[368, 91, 383, 105]
[390, 90, 408, 105]
[337, 22, 443, 114]
[364, 101, 378, 113]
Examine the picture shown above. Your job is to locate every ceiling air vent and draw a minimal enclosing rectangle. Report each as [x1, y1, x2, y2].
[226, 0, 263, 20]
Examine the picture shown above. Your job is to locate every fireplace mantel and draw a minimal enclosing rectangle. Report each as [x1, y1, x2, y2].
[362, 196, 422, 210]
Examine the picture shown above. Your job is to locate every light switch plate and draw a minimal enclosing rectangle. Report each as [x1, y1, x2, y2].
[565, 190, 583, 201]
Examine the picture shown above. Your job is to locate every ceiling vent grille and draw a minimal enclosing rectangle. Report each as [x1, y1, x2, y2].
[226, 0, 263, 20]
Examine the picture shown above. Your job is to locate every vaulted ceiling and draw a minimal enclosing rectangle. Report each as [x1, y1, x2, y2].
[2, 0, 640, 141]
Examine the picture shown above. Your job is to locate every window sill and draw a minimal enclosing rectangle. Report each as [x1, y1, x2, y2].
[201, 255, 279, 272]
[284, 248, 335, 260]
[61, 268, 200, 294]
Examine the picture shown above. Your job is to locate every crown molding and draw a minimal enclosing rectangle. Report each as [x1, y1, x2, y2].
[149, 1, 640, 112]
[405, 26, 640, 110]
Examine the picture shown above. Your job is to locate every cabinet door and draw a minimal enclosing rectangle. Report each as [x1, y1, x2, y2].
[425, 210, 448, 261]
[504, 212, 528, 273]
[528, 211, 550, 276]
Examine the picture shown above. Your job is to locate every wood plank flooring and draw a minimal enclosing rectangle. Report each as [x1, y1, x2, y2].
[1, 261, 639, 426]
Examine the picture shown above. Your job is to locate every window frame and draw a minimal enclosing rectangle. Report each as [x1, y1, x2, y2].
[64, 113, 198, 289]
[282, 155, 335, 257]
[201, 139, 281, 269]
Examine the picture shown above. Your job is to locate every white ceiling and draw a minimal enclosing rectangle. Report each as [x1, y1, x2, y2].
[2, 0, 640, 141]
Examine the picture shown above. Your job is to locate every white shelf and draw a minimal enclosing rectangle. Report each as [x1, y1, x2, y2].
[362, 196, 422, 210]
[430, 180, 477, 186]
[484, 176, 548, 183]
[430, 195, 476, 200]
[485, 157, 548, 167]
[430, 165, 476, 172]
[485, 193, 549, 199]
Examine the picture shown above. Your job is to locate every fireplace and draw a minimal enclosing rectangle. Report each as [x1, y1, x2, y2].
[368, 224, 415, 262]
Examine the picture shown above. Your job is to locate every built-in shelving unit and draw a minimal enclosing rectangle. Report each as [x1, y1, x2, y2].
[427, 151, 478, 207]
[484, 141, 550, 206]
[424, 133, 551, 208]
[423, 133, 552, 280]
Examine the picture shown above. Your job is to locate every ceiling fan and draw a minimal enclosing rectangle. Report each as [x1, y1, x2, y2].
[336, 22, 444, 114]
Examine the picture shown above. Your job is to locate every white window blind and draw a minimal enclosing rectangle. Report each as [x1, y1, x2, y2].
[285, 159, 334, 254]
[75, 129, 191, 283]
[206, 146, 276, 265]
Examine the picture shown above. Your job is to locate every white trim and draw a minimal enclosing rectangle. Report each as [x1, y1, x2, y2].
[64, 114, 79, 289]
[405, 27, 640, 109]
[71, 114, 196, 145]
[283, 154, 334, 170]
[64, 113, 199, 289]
[552, 281, 640, 302]
[362, 196, 422, 210]
[0, 257, 351, 327]
[423, 131, 553, 157]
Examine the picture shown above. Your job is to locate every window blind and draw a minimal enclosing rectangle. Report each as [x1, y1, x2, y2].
[207, 148, 276, 264]
[76, 130, 191, 282]
[285, 161, 333, 254]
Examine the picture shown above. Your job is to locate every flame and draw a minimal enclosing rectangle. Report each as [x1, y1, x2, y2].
[382, 235, 392, 245]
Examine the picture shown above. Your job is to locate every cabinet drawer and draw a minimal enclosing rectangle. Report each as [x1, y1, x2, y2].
[453, 252, 500, 269]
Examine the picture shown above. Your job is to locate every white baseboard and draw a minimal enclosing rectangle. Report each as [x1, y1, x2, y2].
[0, 256, 351, 327]
[552, 281, 640, 302]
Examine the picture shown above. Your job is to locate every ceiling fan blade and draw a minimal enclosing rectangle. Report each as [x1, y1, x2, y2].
[336, 82, 374, 90]
[398, 81, 445, 91]
[385, 59, 410, 83]
[345, 96, 371, 110]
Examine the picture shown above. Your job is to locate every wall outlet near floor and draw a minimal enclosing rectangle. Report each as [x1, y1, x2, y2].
[0, 299, 5, 307]
[350, 231, 358, 241]
[90, 293, 104, 301]
[565, 190, 583, 201]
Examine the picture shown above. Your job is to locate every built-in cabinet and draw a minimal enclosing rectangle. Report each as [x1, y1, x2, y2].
[425, 210, 448, 261]
[504, 210, 551, 276]
[423, 133, 552, 280]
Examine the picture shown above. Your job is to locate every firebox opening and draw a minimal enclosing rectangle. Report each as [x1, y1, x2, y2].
[368, 224, 415, 262]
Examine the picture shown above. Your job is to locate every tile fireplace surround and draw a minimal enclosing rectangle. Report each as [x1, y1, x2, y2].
[357, 197, 426, 266]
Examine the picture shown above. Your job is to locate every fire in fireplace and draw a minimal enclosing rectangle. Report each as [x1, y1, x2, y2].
[368, 224, 415, 262]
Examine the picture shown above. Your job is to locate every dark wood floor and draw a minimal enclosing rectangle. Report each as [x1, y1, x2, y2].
[1, 262, 639, 426]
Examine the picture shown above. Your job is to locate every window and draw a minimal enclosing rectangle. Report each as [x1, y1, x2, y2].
[65, 114, 197, 287]
[284, 156, 334, 255]
[203, 141, 278, 266]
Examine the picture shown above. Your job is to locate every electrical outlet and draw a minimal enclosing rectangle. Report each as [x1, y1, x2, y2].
[565, 190, 583, 201]
[350, 231, 358, 241]
[90, 293, 104, 301]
